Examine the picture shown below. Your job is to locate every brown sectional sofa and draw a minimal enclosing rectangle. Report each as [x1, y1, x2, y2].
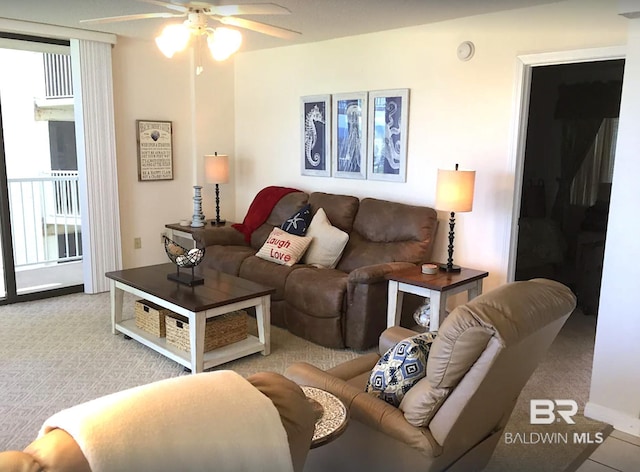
[196, 190, 438, 350]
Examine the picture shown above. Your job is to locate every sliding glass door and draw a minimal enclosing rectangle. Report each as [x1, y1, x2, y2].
[0, 35, 83, 303]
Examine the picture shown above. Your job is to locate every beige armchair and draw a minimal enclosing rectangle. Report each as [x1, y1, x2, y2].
[285, 278, 576, 472]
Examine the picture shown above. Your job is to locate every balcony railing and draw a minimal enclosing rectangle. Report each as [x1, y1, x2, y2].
[7, 171, 82, 268]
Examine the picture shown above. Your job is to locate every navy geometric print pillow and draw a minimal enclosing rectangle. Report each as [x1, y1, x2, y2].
[365, 332, 436, 407]
[281, 204, 312, 236]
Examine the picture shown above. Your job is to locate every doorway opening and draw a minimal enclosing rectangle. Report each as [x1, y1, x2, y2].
[514, 59, 624, 316]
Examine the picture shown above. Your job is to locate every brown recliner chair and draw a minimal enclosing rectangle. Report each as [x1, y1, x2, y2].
[285, 278, 576, 471]
[0, 371, 316, 472]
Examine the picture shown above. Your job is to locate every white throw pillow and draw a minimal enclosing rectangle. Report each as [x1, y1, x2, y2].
[303, 208, 349, 268]
[256, 227, 312, 266]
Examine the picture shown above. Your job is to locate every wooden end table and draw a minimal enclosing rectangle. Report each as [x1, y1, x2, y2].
[105, 263, 275, 374]
[386, 266, 489, 331]
[165, 220, 231, 248]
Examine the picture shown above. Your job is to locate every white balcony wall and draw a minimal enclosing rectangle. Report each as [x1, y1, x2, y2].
[0, 49, 51, 178]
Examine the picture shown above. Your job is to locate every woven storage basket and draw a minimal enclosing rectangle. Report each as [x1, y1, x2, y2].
[134, 300, 169, 337]
[165, 310, 248, 353]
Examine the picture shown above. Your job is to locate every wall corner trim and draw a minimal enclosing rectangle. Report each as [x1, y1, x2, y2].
[585, 401, 640, 437]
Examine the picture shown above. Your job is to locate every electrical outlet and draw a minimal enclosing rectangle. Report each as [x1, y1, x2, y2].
[134, 237, 142, 249]
[160, 231, 167, 244]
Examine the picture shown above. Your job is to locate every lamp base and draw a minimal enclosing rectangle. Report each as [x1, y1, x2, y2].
[438, 262, 462, 273]
[210, 219, 226, 226]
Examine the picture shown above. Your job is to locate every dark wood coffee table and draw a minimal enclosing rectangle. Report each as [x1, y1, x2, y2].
[105, 263, 275, 373]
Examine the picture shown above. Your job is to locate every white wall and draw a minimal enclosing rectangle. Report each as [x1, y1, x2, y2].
[111, 37, 235, 268]
[234, 0, 627, 291]
[586, 13, 640, 436]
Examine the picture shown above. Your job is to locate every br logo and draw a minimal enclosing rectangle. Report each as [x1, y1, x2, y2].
[530, 399, 578, 425]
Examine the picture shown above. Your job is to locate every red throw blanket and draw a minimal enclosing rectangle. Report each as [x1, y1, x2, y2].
[232, 186, 301, 243]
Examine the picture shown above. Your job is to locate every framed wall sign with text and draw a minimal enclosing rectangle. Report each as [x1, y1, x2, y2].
[136, 120, 173, 181]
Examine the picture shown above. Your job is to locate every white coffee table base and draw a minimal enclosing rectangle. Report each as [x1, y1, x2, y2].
[110, 280, 270, 374]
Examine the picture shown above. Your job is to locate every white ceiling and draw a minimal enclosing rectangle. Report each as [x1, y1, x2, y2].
[0, 0, 561, 52]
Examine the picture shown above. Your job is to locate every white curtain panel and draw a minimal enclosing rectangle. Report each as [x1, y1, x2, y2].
[570, 118, 618, 207]
[72, 39, 122, 293]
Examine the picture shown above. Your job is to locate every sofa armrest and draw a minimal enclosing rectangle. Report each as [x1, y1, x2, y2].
[192, 226, 248, 247]
[343, 263, 422, 350]
[348, 262, 417, 285]
[379, 326, 418, 355]
[21, 429, 91, 472]
[285, 362, 365, 407]
[326, 353, 380, 381]
[246, 372, 315, 472]
[0, 450, 42, 472]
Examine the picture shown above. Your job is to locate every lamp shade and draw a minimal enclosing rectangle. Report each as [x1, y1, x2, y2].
[155, 23, 191, 58]
[435, 168, 476, 212]
[207, 28, 243, 61]
[205, 154, 230, 184]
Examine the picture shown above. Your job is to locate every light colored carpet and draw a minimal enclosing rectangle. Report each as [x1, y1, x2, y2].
[0, 292, 607, 471]
[485, 308, 608, 472]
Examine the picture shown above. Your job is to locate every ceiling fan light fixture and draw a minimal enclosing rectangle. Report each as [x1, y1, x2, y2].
[155, 23, 191, 58]
[207, 27, 243, 61]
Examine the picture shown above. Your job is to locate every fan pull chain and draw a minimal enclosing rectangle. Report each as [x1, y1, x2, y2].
[196, 34, 204, 76]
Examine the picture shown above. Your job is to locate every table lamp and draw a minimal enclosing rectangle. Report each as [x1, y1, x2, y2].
[204, 153, 229, 226]
[435, 163, 476, 272]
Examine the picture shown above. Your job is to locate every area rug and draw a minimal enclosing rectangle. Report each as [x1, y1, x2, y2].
[0, 292, 608, 472]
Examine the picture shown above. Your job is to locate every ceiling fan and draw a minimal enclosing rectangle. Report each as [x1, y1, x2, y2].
[81, 0, 301, 62]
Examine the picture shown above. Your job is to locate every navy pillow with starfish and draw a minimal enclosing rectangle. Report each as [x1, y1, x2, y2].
[281, 204, 312, 236]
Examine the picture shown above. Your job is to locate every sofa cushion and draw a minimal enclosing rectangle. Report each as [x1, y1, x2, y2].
[303, 208, 349, 269]
[233, 186, 302, 243]
[399, 377, 451, 428]
[285, 267, 348, 318]
[239, 256, 303, 301]
[353, 198, 438, 242]
[308, 192, 359, 233]
[281, 203, 312, 236]
[365, 332, 436, 407]
[337, 233, 430, 273]
[256, 227, 312, 266]
[337, 198, 438, 273]
[204, 245, 255, 276]
[250, 192, 309, 249]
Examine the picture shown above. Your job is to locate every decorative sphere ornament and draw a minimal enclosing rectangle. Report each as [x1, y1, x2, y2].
[413, 300, 431, 329]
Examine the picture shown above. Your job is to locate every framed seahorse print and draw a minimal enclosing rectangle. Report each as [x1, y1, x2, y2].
[332, 92, 368, 179]
[300, 95, 331, 177]
[367, 89, 409, 182]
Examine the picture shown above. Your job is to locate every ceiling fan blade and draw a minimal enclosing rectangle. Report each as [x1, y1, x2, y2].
[80, 12, 183, 24]
[209, 3, 291, 16]
[136, 0, 189, 13]
[219, 17, 300, 40]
